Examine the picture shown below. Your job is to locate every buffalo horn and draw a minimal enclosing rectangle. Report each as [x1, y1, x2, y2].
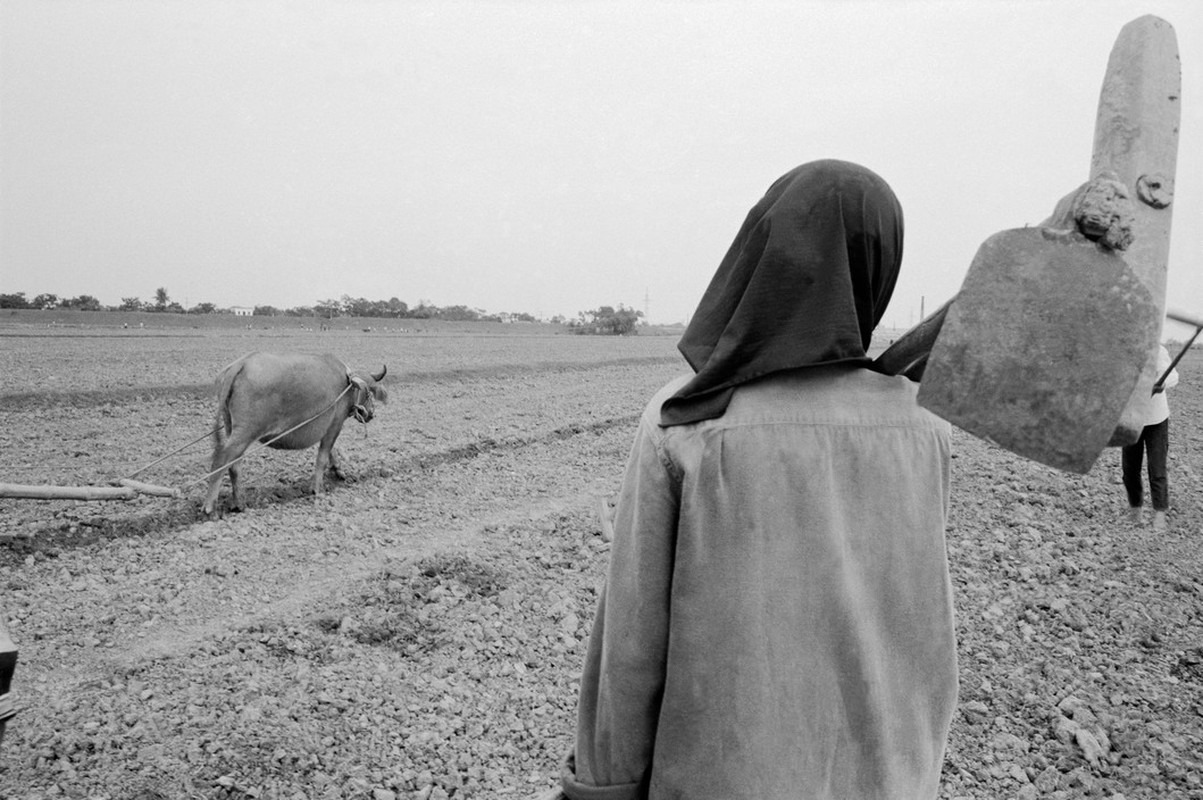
[371, 364, 387, 382]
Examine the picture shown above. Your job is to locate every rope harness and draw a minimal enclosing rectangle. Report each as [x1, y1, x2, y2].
[349, 376, 372, 424]
[121, 375, 375, 491]
[120, 424, 223, 482]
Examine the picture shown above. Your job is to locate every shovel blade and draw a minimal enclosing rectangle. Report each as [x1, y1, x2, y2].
[917, 227, 1159, 473]
[1093, 15, 1180, 444]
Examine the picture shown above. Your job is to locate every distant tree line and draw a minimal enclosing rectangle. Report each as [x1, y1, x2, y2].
[0, 288, 189, 314]
[569, 304, 643, 335]
[1, 292, 105, 311]
[254, 295, 541, 323]
[1, 289, 644, 333]
[0, 289, 541, 324]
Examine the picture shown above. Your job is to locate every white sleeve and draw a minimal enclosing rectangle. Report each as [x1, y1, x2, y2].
[1157, 346, 1180, 390]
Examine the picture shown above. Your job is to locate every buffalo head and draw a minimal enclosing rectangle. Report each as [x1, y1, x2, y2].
[350, 364, 388, 423]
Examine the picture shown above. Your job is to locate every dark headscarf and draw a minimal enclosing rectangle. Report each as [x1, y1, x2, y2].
[659, 160, 904, 427]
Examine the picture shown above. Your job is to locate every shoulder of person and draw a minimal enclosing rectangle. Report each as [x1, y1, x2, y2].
[640, 374, 693, 426]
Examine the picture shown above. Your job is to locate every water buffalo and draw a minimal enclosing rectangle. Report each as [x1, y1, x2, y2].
[202, 352, 388, 516]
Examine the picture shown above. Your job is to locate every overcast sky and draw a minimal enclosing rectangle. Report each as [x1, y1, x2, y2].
[2, 0, 1200, 328]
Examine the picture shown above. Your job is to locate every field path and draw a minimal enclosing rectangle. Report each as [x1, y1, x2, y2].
[106, 459, 606, 672]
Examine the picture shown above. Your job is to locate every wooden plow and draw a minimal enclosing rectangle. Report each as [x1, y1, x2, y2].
[0, 426, 216, 502]
[0, 479, 181, 502]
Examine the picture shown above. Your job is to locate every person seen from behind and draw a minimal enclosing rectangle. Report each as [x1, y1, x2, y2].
[561, 160, 957, 799]
[1122, 343, 1179, 531]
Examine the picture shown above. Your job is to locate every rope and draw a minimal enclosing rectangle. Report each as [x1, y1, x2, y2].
[181, 383, 356, 489]
[119, 424, 223, 482]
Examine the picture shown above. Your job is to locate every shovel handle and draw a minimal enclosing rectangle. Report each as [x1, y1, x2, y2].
[1154, 310, 1202, 392]
[1166, 309, 1203, 330]
[873, 297, 956, 381]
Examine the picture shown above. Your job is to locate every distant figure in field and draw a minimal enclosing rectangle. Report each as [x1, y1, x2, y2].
[1122, 344, 1179, 531]
[561, 160, 956, 799]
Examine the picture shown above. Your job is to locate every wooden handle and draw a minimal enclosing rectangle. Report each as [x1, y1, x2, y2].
[117, 479, 181, 498]
[1166, 308, 1203, 330]
[0, 483, 136, 501]
[1155, 324, 1200, 393]
[873, 297, 955, 381]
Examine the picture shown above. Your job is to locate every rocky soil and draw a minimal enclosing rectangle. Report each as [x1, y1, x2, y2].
[1, 327, 1200, 800]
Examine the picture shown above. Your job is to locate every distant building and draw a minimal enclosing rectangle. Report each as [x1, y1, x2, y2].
[230, 306, 253, 317]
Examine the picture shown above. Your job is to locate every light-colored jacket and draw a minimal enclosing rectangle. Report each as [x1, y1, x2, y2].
[564, 365, 956, 800]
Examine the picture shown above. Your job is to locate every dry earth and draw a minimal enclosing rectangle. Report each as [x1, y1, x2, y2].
[0, 323, 1201, 800]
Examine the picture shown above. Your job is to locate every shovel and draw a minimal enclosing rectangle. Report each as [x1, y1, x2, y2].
[1096, 17, 1181, 442]
[1158, 309, 1203, 391]
[876, 15, 1178, 474]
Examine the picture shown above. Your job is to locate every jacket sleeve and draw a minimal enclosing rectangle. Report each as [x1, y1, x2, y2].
[562, 414, 680, 800]
[1161, 361, 1180, 392]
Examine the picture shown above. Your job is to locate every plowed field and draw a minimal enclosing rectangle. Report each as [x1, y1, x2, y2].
[1, 323, 1200, 799]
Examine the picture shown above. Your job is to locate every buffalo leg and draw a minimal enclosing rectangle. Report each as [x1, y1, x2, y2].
[312, 445, 330, 495]
[227, 460, 244, 511]
[312, 425, 345, 495]
[201, 474, 223, 518]
[203, 432, 254, 515]
[327, 446, 346, 480]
